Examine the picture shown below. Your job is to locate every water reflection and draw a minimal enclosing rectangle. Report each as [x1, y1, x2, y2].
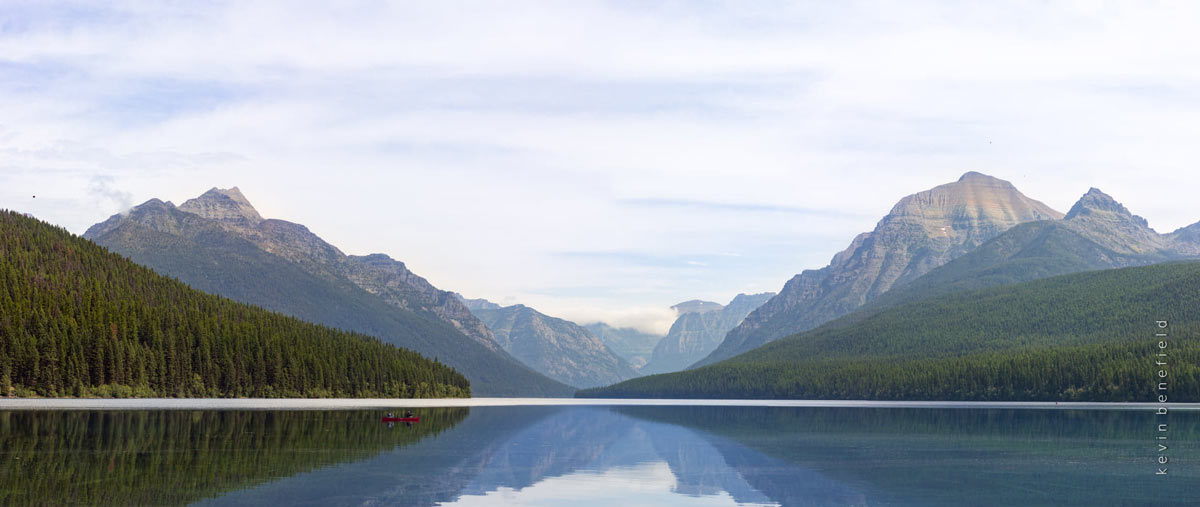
[2, 406, 1196, 506]
[0, 409, 467, 505]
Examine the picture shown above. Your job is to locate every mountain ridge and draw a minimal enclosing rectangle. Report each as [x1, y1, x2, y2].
[84, 188, 572, 397]
[464, 300, 639, 388]
[643, 292, 774, 375]
[694, 172, 1063, 367]
[844, 186, 1198, 319]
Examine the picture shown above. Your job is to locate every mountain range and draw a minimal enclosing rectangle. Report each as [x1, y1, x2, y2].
[642, 293, 774, 375]
[581, 323, 661, 370]
[582, 261, 1200, 400]
[584, 176, 1200, 400]
[64, 171, 1200, 400]
[459, 299, 638, 388]
[83, 188, 572, 397]
[853, 187, 1200, 315]
[699, 172, 1076, 366]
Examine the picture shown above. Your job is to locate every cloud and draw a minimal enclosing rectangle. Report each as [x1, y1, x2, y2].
[3, 1, 1200, 324]
[86, 174, 132, 213]
[618, 198, 869, 218]
[554, 305, 678, 337]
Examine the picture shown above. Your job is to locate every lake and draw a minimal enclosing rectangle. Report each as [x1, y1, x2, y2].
[0, 400, 1196, 506]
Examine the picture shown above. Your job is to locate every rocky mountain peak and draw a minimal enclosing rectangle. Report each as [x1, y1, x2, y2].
[888, 172, 1063, 222]
[957, 171, 1008, 184]
[1064, 188, 1147, 225]
[83, 198, 180, 239]
[1059, 188, 1160, 254]
[695, 172, 1066, 368]
[179, 187, 263, 225]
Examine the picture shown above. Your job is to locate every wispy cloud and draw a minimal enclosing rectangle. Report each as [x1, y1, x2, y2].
[618, 198, 869, 218]
[86, 174, 132, 213]
[3, 1, 1200, 324]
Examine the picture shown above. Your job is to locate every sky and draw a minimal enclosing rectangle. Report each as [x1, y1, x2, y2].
[2, 1, 1199, 334]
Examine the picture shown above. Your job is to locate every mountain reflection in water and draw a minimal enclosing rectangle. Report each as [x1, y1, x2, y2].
[2, 406, 1196, 506]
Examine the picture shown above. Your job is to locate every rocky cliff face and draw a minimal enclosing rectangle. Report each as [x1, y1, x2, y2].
[467, 303, 639, 388]
[178, 186, 263, 225]
[856, 187, 1191, 316]
[695, 172, 1064, 367]
[644, 293, 774, 374]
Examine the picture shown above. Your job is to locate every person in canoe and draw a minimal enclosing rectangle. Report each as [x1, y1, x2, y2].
[382, 411, 419, 424]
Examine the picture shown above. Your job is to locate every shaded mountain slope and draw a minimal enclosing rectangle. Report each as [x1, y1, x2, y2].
[84, 189, 571, 397]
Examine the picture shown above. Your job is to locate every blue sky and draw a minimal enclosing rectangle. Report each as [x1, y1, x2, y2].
[3, 1, 1200, 332]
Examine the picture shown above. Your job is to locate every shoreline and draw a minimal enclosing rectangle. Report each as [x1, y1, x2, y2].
[1, 398, 1199, 410]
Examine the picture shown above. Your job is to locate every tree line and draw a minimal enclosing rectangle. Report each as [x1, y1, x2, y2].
[582, 261, 1200, 401]
[0, 210, 470, 398]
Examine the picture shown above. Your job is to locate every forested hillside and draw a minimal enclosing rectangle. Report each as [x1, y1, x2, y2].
[581, 262, 1200, 401]
[85, 191, 572, 397]
[0, 210, 469, 398]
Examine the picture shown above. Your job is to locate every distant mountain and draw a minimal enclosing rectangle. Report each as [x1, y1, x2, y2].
[84, 188, 572, 397]
[455, 293, 502, 311]
[465, 302, 639, 388]
[582, 323, 661, 371]
[670, 300, 724, 315]
[642, 293, 774, 375]
[854, 187, 1200, 315]
[581, 261, 1200, 401]
[694, 172, 1064, 367]
[0, 210, 469, 398]
[1167, 222, 1200, 255]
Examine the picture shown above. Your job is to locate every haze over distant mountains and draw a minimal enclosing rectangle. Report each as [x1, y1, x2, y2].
[460, 299, 638, 388]
[642, 293, 773, 375]
[457, 292, 774, 382]
[582, 323, 661, 371]
[84, 187, 572, 397]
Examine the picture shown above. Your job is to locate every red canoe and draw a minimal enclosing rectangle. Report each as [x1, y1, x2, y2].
[382, 417, 420, 423]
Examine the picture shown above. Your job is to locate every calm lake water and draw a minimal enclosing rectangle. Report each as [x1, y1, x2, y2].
[1, 402, 1197, 506]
